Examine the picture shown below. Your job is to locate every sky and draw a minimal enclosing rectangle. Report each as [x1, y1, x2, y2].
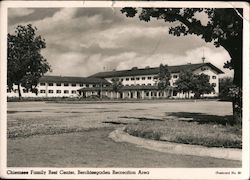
[8, 7, 233, 77]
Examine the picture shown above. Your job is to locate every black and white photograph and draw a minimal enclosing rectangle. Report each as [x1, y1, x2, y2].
[0, 1, 249, 179]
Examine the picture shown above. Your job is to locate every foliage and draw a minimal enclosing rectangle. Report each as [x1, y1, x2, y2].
[219, 77, 234, 100]
[157, 64, 171, 91]
[174, 70, 194, 98]
[111, 77, 123, 92]
[192, 73, 215, 98]
[175, 71, 214, 98]
[8, 24, 51, 98]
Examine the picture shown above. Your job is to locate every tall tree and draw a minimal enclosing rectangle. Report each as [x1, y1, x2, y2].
[191, 73, 215, 98]
[111, 78, 123, 93]
[157, 64, 171, 92]
[174, 70, 194, 98]
[121, 8, 243, 123]
[8, 24, 51, 98]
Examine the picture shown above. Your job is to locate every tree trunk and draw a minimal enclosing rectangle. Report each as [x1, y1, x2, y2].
[17, 83, 22, 99]
[221, 37, 242, 125]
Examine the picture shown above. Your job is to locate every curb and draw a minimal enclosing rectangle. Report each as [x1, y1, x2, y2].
[109, 128, 242, 161]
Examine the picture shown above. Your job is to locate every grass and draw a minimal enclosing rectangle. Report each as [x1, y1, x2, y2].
[8, 101, 240, 149]
[124, 117, 242, 149]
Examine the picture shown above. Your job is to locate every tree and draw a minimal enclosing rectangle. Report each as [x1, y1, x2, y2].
[157, 64, 171, 92]
[121, 8, 243, 123]
[191, 73, 215, 98]
[174, 70, 194, 98]
[219, 77, 234, 100]
[111, 78, 123, 93]
[8, 24, 51, 98]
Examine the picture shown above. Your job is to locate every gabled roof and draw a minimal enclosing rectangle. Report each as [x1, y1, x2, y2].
[89, 63, 224, 78]
[39, 76, 110, 84]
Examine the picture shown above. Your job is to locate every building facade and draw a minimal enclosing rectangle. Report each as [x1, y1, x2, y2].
[7, 62, 224, 99]
[7, 76, 110, 98]
[81, 62, 224, 99]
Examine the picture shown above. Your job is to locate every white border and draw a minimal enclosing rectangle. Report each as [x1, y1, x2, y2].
[0, 1, 249, 179]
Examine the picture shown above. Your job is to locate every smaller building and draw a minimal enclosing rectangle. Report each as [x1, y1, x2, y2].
[7, 76, 110, 98]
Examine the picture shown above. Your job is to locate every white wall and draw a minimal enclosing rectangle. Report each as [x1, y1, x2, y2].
[7, 82, 91, 98]
[104, 65, 221, 98]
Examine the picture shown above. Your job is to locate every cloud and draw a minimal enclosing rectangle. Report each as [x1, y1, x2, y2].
[9, 7, 233, 78]
[8, 8, 34, 18]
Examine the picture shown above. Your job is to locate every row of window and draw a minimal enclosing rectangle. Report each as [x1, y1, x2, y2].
[115, 75, 216, 82]
[40, 90, 77, 94]
[39, 83, 108, 87]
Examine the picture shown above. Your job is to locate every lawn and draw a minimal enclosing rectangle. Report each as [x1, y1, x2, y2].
[124, 116, 242, 149]
[7, 100, 241, 148]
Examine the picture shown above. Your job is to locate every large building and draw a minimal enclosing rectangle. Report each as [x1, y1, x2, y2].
[7, 62, 224, 99]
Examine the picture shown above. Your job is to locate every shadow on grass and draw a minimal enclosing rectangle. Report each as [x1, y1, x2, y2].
[166, 112, 234, 126]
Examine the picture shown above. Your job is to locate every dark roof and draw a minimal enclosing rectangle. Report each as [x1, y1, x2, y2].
[89, 63, 224, 78]
[78, 85, 160, 92]
[39, 76, 110, 84]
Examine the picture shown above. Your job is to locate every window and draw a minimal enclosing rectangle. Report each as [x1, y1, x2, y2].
[80, 84, 84, 87]
[120, 78, 123, 81]
[148, 83, 151, 86]
[56, 83, 61, 86]
[147, 77, 152, 80]
[56, 90, 61, 94]
[126, 78, 129, 81]
[14, 89, 18, 93]
[71, 90, 76, 94]
[64, 83, 69, 86]
[64, 90, 69, 94]
[136, 77, 140, 80]
[212, 76, 216, 79]
[131, 77, 135, 80]
[173, 75, 178, 79]
[40, 83, 45, 86]
[7, 89, 11, 93]
[212, 83, 216, 87]
[146, 92, 149, 96]
[86, 84, 89, 87]
[142, 77, 145, 80]
[48, 83, 53, 86]
[72, 83, 76, 87]
[48, 90, 53, 93]
[40, 90, 45, 93]
[93, 84, 96, 87]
